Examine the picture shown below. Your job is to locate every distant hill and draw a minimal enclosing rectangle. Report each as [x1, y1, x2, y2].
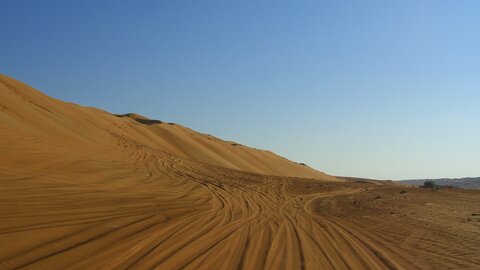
[398, 177, 480, 189]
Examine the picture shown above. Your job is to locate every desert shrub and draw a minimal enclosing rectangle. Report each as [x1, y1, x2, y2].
[423, 181, 436, 188]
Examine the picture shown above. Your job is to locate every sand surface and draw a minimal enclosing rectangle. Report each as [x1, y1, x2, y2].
[1, 74, 479, 269]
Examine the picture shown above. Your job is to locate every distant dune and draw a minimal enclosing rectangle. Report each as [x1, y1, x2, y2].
[1, 74, 479, 269]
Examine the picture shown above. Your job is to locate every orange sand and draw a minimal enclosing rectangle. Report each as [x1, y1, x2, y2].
[0, 74, 479, 269]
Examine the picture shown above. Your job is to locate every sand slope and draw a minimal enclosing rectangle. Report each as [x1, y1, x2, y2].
[0, 74, 333, 180]
[1, 74, 479, 269]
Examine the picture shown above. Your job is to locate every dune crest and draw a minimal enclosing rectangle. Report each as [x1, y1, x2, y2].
[0, 74, 335, 180]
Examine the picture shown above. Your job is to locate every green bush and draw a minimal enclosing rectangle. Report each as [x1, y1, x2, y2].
[423, 181, 436, 188]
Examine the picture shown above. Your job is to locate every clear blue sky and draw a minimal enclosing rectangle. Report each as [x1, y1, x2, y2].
[1, 1, 479, 180]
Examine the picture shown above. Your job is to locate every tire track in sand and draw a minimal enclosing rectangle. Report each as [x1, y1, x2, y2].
[0, 148, 424, 269]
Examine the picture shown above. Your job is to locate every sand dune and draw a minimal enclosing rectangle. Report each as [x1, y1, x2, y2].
[0, 74, 333, 180]
[1, 74, 479, 269]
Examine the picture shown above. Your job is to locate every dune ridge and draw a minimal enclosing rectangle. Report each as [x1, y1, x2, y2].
[0, 74, 334, 181]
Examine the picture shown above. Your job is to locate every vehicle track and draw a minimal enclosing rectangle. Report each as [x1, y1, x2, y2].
[0, 147, 426, 269]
